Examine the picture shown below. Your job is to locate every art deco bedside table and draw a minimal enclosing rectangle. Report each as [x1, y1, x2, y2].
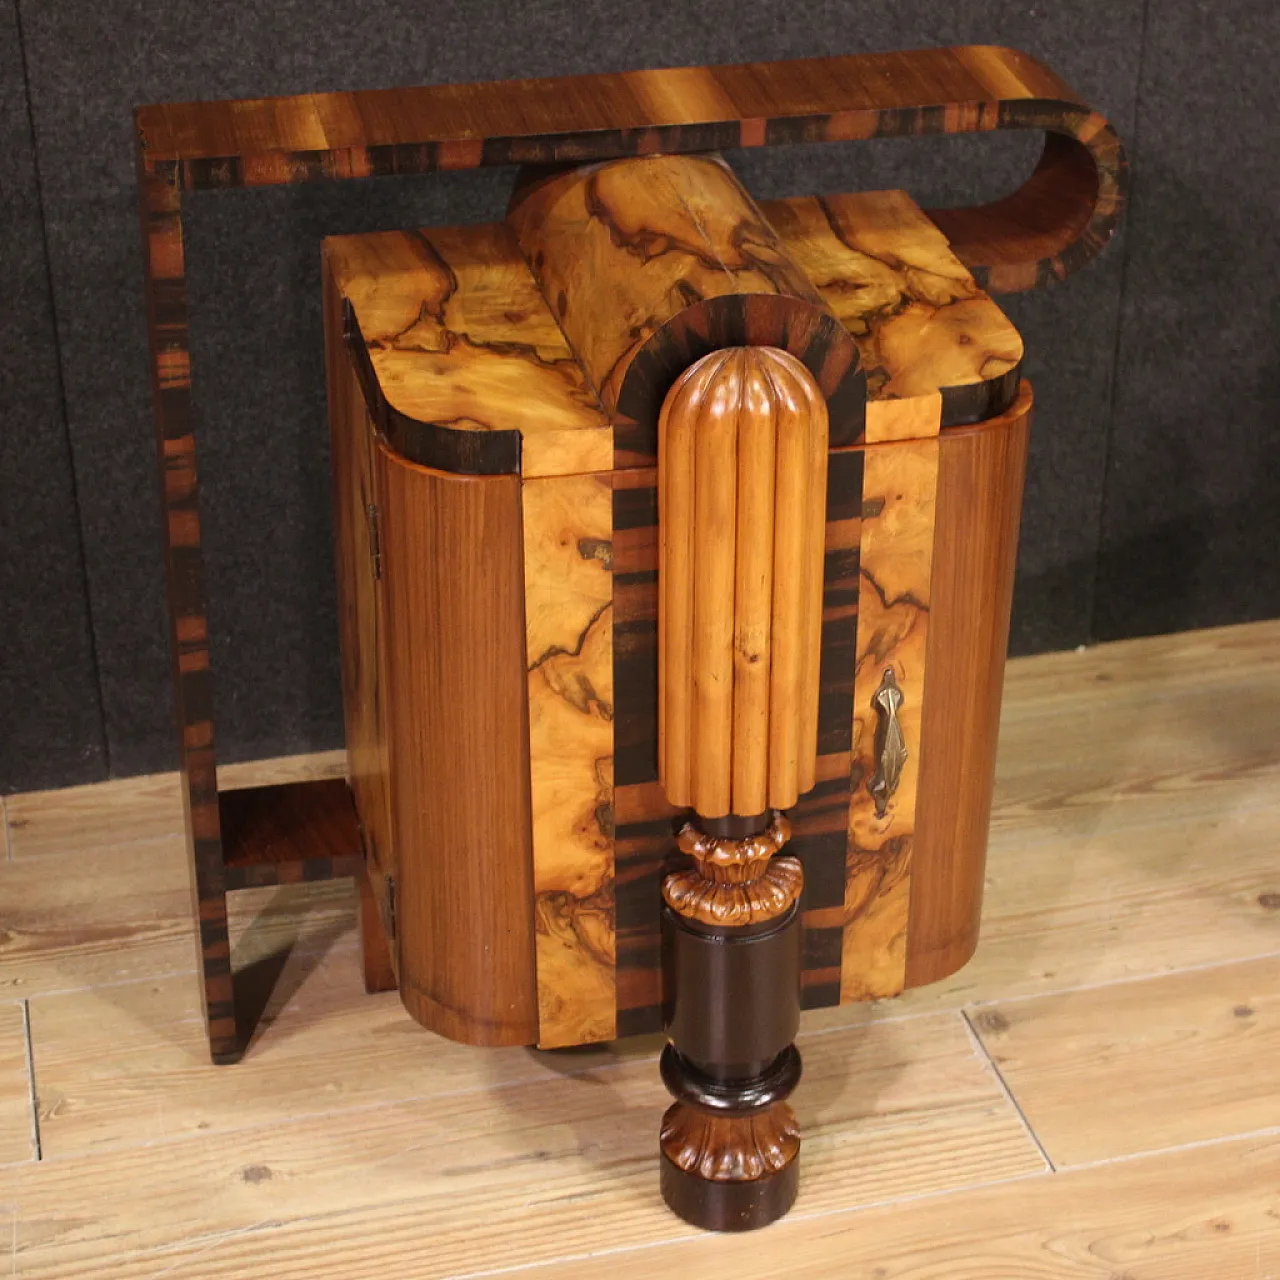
[136, 46, 1125, 1231]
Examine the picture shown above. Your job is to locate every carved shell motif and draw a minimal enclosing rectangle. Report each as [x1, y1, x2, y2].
[661, 1102, 801, 1182]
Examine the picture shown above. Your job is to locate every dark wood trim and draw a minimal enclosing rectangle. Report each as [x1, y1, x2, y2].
[343, 302, 523, 476]
[219, 780, 363, 890]
[136, 47, 1126, 298]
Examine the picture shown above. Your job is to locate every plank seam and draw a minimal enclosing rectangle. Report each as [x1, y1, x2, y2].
[961, 1007, 1055, 1173]
[20, 1000, 41, 1161]
[441, 1167, 1057, 1280]
[961, 945, 1280, 1011]
[1061, 1123, 1280, 1174]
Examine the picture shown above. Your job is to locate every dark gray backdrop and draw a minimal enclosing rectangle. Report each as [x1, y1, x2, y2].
[2, 1, 1277, 793]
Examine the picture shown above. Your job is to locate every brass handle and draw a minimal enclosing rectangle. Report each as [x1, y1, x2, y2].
[869, 668, 907, 818]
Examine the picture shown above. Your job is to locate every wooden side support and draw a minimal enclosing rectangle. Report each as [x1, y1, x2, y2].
[656, 347, 836, 1230]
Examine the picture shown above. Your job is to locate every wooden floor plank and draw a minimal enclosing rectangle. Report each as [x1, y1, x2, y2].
[990, 675, 1280, 842]
[2, 1011, 1040, 1278]
[1000, 617, 1280, 718]
[0, 1002, 33, 1165]
[3, 619, 1279, 1275]
[28, 950, 628, 1159]
[903, 801, 1280, 1012]
[513, 1131, 1280, 1280]
[970, 952, 1280, 1166]
[0, 835, 356, 997]
[4, 751, 346, 861]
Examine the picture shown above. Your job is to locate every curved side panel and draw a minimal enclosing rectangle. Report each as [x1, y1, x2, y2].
[903, 384, 1032, 990]
[375, 444, 539, 1045]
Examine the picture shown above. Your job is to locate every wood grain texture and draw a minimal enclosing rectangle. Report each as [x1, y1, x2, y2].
[0, 1001, 33, 1165]
[218, 780, 363, 890]
[326, 226, 610, 477]
[841, 430, 940, 1003]
[331, 188, 1021, 483]
[509, 155, 862, 466]
[538, 1134, 1280, 1279]
[325, 270, 395, 943]
[139, 164, 237, 1061]
[140, 49, 1123, 1058]
[614, 449, 861, 1031]
[657, 347, 830, 816]
[6, 619, 1280, 1274]
[765, 191, 1022, 429]
[522, 473, 616, 1047]
[375, 446, 538, 1046]
[136, 47, 1126, 295]
[23, 953, 615, 1161]
[971, 954, 1280, 1168]
[905, 385, 1032, 990]
[1, 1008, 1040, 1278]
[357, 869, 396, 996]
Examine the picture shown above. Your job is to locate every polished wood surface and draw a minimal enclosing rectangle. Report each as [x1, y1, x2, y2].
[5, 619, 1277, 1274]
[663, 817, 803, 929]
[330, 183, 1022, 1040]
[509, 155, 862, 464]
[141, 49, 1123, 1062]
[331, 188, 1021, 478]
[136, 46, 1125, 296]
[217, 779, 363, 891]
[326, 226, 610, 478]
[770, 192, 1022, 430]
[905, 385, 1032, 989]
[324, 263, 396, 980]
[373, 449, 539, 1047]
[612, 452, 859, 1031]
[657, 347, 830, 816]
[521, 473, 617, 1048]
[841, 425, 942, 1003]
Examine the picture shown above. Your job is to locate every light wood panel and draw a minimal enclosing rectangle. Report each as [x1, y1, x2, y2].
[326, 226, 612, 478]
[971, 953, 1280, 1166]
[536, 1133, 1280, 1279]
[905, 391, 1031, 989]
[841, 433, 939, 1002]
[522, 473, 616, 1047]
[375, 449, 538, 1047]
[0, 1010, 1037, 1279]
[0, 1002, 33, 1165]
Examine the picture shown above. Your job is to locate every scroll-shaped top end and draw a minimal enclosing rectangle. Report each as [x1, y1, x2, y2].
[659, 346, 829, 819]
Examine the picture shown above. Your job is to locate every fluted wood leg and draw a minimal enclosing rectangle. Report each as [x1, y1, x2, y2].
[656, 346, 830, 1230]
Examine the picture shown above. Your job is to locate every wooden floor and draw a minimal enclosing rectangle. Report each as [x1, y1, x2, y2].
[2, 620, 1279, 1278]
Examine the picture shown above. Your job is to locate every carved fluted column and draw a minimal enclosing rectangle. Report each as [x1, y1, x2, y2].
[657, 346, 828, 1230]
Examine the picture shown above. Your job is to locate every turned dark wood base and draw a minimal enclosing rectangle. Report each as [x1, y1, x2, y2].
[660, 1147, 799, 1232]
[659, 810, 805, 1230]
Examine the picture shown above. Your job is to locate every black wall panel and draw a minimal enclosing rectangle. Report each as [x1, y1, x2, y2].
[15, 1, 1143, 785]
[0, 0, 105, 792]
[1096, 1, 1280, 639]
